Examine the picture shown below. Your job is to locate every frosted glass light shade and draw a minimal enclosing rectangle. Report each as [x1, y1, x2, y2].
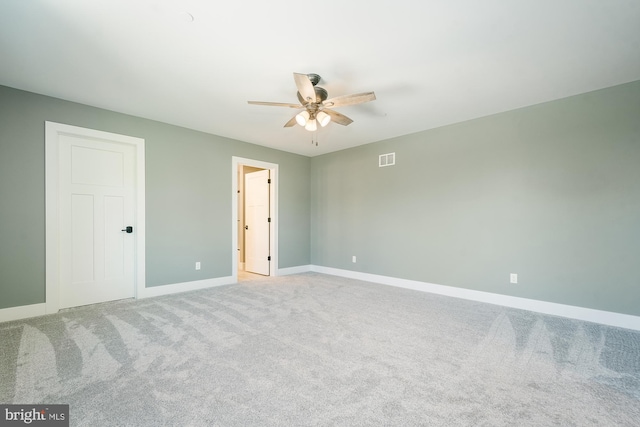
[305, 119, 317, 131]
[316, 111, 331, 127]
[295, 111, 310, 126]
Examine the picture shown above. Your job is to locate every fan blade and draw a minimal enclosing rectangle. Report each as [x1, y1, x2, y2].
[248, 101, 303, 108]
[293, 73, 316, 103]
[283, 115, 298, 127]
[323, 92, 376, 108]
[323, 109, 353, 126]
[297, 91, 309, 105]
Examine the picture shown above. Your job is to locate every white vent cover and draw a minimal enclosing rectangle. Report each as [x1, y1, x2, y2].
[379, 152, 395, 167]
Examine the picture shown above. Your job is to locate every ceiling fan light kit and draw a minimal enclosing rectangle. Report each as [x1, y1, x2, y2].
[248, 73, 376, 133]
[316, 111, 331, 127]
[296, 110, 331, 129]
[295, 110, 310, 126]
[305, 119, 318, 132]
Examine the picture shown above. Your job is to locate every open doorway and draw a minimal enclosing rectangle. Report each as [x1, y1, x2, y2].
[232, 157, 278, 282]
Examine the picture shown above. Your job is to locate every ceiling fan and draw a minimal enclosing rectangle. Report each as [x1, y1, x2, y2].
[248, 73, 376, 131]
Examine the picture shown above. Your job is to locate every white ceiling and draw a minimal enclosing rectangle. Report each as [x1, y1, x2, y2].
[1, 0, 639, 157]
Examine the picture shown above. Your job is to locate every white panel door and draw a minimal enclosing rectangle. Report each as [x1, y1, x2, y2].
[245, 169, 270, 275]
[58, 135, 136, 308]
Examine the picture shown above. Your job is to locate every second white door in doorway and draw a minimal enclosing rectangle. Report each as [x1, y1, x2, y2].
[244, 169, 270, 275]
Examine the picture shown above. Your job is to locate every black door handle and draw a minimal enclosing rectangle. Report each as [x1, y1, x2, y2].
[121, 226, 133, 233]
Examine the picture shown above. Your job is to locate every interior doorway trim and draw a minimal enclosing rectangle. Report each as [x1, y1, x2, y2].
[231, 156, 278, 282]
[45, 121, 146, 314]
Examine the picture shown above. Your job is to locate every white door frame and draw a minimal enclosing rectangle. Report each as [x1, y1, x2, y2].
[231, 157, 278, 281]
[45, 122, 146, 314]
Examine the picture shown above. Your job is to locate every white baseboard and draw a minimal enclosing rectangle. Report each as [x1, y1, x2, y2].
[4, 268, 638, 332]
[0, 303, 47, 323]
[137, 276, 235, 299]
[277, 265, 311, 276]
[310, 265, 640, 331]
[0, 277, 237, 323]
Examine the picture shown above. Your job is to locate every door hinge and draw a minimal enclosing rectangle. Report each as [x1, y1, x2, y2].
[267, 178, 271, 184]
[267, 217, 271, 222]
[267, 256, 271, 261]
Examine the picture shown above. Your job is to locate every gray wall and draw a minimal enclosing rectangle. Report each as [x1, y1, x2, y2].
[0, 85, 310, 310]
[3, 81, 639, 317]
[311, 80, 640, 316]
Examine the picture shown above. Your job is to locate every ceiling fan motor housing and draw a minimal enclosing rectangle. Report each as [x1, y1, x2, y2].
[297, 86, 328, 105]
[314, 86, 328, 103]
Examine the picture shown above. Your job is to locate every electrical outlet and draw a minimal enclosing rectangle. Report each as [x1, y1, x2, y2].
[352, 256, 357, 263]
[510, 273, 518, 284]
[195, 262, 201, 270]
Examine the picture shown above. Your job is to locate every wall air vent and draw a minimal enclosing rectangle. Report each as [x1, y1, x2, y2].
[378, 152, 395, 167]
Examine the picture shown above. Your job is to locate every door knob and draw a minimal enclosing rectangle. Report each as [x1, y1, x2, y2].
[121, 226, 133, 233]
